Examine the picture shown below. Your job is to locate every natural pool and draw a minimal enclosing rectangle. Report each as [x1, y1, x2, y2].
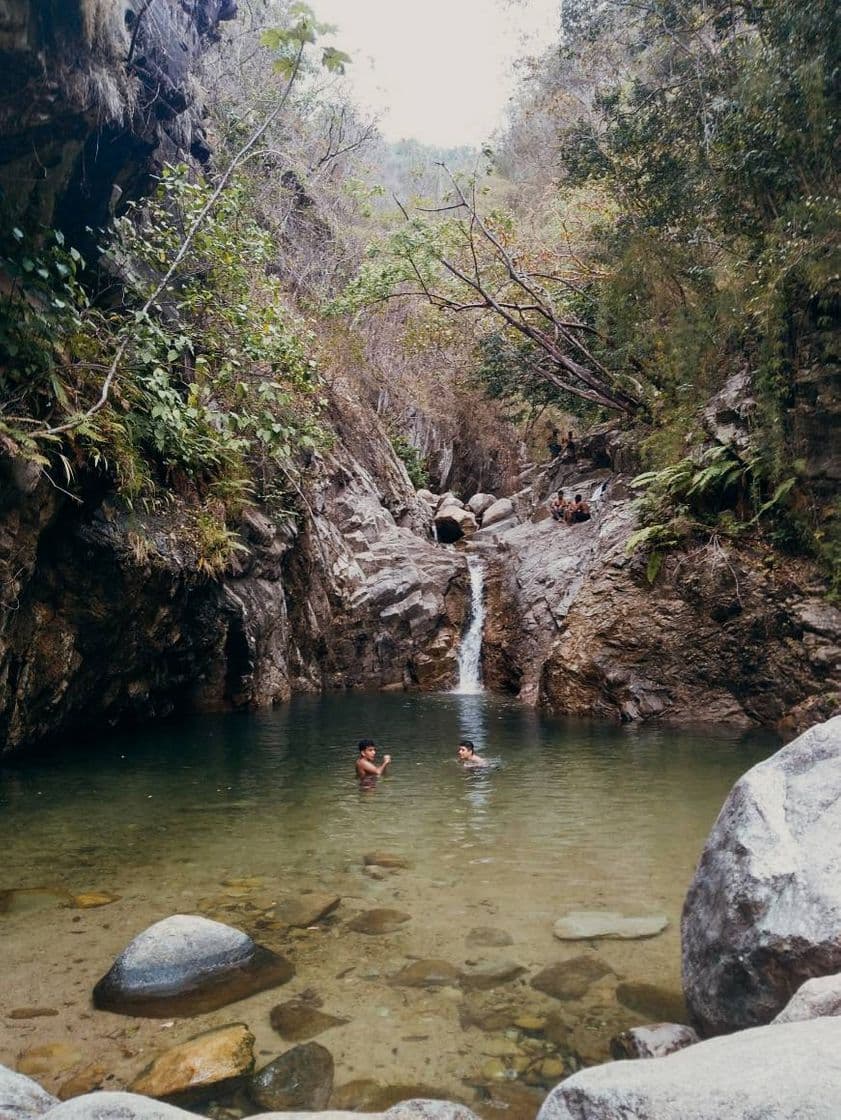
[0, 692, 776, 1115]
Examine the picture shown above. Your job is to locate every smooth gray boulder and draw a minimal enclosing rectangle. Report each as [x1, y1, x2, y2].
[92, 914, 294, 1017]
[610, 1023, 699, 1059]
[435, 492, 461, 511]
[538, 1017, 841, 1120]
[682, 715, 841, 1035]
[466, 493, 496, 518]
[0, 1064, 58, 1120]
[773, 973, 841, 1024]
[480, 498, 515, 528]
[553, 910, 668, 941]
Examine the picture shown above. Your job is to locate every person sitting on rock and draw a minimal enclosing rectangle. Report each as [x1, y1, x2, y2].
[356, 739, 391, 780]
[550, 491, 568, 523]
[570, 494, 591, 523]
[547, 428, 563, 459]
[457, 739, 489, 768]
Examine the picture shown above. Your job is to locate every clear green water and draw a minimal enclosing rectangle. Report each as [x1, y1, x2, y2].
[0, 693, 775, 1108]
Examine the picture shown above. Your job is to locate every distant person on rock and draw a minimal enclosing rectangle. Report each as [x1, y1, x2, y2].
[457, 739, 489, 768]
[563, 431, 577, 462]
[548, 428, 563, 459]
[570, 494, 591, 523]
[356, 739, 391, 784]
[550, 491, 568, 523]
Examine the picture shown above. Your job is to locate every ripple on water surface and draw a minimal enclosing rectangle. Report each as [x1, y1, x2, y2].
[0, 692, 775, 1106]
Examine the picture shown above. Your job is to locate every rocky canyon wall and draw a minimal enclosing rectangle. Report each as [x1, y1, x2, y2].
[0, 381, 467, 755]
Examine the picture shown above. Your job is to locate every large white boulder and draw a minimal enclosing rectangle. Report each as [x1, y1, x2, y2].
[538, 1017, 841, 1120]
[0, 1065, 57, 1120]
[682, 715, 841, 1035]
[41, 1094, 480, 1120]
[773, 973, 841, 1024]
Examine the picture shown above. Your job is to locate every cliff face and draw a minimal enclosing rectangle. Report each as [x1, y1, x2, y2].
[0, 0, 235, 240]
[478, 437, 840, 736]
[0, 381, 467, 755]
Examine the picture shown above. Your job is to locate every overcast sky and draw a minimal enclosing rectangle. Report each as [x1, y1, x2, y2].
[311, 0, 562, 147]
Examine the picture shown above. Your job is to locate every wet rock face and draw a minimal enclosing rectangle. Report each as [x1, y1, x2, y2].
[538, 1018, 841, 1120]
[0, 0, 236, 241]
[92, 914, 294, 1017]
[682, 716, 841, 1036]
[0, 382, 467, 754]
[484, 474, 839, 730]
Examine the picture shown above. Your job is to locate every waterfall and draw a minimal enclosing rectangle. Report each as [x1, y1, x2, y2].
[456, 556, 485, 693]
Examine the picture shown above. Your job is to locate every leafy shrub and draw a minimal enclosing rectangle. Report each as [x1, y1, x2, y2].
[389, 433, 429, 489]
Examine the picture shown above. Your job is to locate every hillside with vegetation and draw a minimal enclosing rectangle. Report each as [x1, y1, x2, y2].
[0, 0, 837, 752]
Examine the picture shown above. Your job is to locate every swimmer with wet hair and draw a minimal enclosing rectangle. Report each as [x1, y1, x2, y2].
[457, 739, 489, 768]
[356, 738, 391, 779]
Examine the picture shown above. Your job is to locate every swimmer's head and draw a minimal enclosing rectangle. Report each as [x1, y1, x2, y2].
[457, 739, 475, 760]
[358, 738, 376, 758]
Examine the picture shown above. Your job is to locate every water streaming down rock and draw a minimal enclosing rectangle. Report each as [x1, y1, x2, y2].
[456, 556, 485, 693]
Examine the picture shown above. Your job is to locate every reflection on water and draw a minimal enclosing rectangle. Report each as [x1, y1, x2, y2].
[0, 693, 776, 1106]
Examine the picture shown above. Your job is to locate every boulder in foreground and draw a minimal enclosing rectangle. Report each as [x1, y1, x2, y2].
[538, 1017, 841, 1120]
[682, 715, 841, 1035]
[92, 914, 294, 1017]
[0, 1064, 57, 1119]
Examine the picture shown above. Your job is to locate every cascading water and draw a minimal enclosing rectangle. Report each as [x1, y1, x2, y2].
[456, 555, 485, 693]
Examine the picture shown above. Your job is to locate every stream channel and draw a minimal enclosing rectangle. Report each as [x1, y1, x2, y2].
[0, 685, 775, 1115]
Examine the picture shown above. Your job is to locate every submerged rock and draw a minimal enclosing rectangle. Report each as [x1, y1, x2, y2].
[553, 911, 668, 941]
[0, 886, 72, 915]
[130, 1024, 254, 1099]
[270, 997, 349, 1040]
[682, 715, 841, 1035]
[460, 961, 526, 991]
[363, 852, 410, 869]
[16, 1044, 82, 1078]
[92, 914, 294, 1017]
[0, 1063, 58, 1119]
[466, 927, 514, 948]
[273, 893, 340, 928]
[249, 1042, 334, 1111]
[538, 1018, 841, 1120]
[347, 908, 412, 935]
[56, 1065, 107, 1102]
[390, 960, 462, 988]
[530, 956, 613, 1001]
[610, 1023, 699, 1060]
[615, 982, 687, 1024]
[70, 891, 121, 909]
